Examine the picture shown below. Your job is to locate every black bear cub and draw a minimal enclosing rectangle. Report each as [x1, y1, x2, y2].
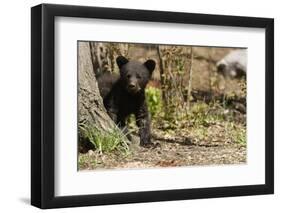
[97, 56, 156, 147]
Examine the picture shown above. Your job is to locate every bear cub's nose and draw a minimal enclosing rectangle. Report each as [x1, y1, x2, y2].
[128, 83, 136, 89]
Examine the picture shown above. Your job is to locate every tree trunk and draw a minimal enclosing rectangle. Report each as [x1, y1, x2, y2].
[89, 42, 110, 75]
[78, 42, 116, 133]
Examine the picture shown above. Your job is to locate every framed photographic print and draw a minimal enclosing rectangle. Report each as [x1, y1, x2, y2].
[31, 3, 274, 209]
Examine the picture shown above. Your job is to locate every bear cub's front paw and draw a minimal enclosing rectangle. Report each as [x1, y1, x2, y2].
[140, 141, 160, 149]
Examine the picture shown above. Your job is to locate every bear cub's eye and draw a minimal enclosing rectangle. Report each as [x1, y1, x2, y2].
[127, 74, 131, 79]
[136, 74, 141, 79]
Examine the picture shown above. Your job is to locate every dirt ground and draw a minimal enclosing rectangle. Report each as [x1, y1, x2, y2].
[78, 137, 246, 170]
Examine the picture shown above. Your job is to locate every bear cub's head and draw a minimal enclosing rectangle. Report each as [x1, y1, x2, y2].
[116, 56, 156, 94]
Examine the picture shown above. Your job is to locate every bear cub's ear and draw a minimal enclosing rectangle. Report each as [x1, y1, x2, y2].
[144, 59, 156, 74]
[116, 56, 129, 69]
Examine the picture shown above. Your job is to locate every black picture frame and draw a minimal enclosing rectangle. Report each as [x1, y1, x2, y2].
[31, 3, 274, 209]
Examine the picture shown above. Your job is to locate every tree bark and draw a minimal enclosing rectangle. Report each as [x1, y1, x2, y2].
[78, 42, 116, 132]
[89, 42, 110, 75]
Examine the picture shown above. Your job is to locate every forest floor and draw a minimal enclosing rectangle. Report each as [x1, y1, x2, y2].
[78, 102, 247, 170]
[79, 138, 246, 170]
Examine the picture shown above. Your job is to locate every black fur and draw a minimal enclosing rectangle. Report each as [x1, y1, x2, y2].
[97, 56, 156, 147]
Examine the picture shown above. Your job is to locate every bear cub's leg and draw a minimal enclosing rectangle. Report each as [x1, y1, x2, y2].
[135, 103, 153, 147]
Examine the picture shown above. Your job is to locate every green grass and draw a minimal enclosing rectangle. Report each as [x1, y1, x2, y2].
[79, 123, 130, 154]
[150, 100, 246, 146]
[78, 154, 97, 168]
[188, 102, 246, 145]
[227, 122, 247, 145]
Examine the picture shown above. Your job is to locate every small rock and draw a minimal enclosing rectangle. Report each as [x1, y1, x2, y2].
[88, 150, 95, 156]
